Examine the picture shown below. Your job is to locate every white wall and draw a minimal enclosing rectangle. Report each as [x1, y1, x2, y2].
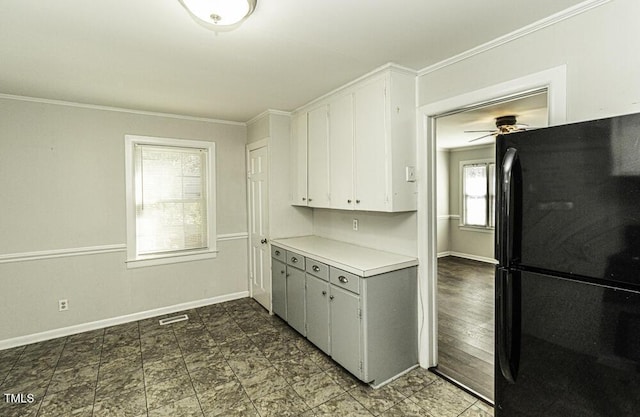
[0, 97, 249, 344]
[313, 209, 417, 257]
[418, 0, 640, 124]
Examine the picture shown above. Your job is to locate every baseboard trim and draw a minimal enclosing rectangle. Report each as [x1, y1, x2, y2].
[0, 291, 249, 350]
[439, 251, 497, 264]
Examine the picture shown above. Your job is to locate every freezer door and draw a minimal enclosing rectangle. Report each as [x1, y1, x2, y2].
[495, 270, 640, 416]
[496, 113, 640, 288]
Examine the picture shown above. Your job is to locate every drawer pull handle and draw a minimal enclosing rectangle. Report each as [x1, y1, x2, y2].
[291, 257, 298, 263]
[338, 276, 348, 284]
[322, 290, 327, 296]
[312, 265, 320, 272]
[275, 250, 281, 256]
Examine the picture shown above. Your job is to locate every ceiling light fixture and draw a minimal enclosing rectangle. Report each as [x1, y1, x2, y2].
[179, 0, 257, 30]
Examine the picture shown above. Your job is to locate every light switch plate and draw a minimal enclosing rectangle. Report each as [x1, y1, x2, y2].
[405, 166, 416, 182]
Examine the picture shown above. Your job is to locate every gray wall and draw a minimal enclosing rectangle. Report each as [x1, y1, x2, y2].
[0, 97, 248, 343]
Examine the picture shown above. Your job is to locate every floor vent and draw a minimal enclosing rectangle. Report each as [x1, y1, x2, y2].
[159, 314, 189, 326]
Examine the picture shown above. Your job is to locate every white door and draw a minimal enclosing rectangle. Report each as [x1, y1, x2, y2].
[354, 77, 388, 211]
[247, 143, 270, 311]
[329, 93, 355, 210]
[307, 105, 331, 208]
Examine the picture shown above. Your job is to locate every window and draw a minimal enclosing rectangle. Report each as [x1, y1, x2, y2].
[461, 160, 495, 229]
[125, 135, 216, 268]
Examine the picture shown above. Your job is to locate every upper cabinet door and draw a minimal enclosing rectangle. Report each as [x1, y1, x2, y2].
[307, 105, 331, 208]
[290, 112, 308, 206]
[354, 78, 388, 211]
[329, 93, 355, 211]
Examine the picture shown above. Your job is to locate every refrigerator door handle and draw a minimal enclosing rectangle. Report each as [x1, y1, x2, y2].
[499, 147, 518, 266]
[497, 267, 518, 383]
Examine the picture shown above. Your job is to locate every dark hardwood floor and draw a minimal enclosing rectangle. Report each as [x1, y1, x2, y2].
[437, 256, 495, 401]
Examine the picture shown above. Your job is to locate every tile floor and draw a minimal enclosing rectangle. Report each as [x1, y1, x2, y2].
[0, 297, 494, 417]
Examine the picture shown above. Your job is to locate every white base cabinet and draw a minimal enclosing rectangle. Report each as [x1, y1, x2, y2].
[272, 243, 417, 386]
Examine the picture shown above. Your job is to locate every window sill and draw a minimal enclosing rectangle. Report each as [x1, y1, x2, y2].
[458, 225, 495, 234]
[126, 249, 218, 269]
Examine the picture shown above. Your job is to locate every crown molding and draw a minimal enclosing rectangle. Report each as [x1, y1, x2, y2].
[246, 108, 292, 126]
[417, 0, 611, 76]
[294, 62, 418, 114]
[0, 93, 245, 126]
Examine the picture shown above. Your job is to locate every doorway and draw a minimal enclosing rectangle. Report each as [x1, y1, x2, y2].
[432, 90, 548, 401]
[417, 66, 568, 403]
[247, 140, 271, 311]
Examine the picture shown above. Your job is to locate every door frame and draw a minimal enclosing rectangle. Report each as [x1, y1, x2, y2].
[246, 138, 271, 311]
[416, 66, 568, 368]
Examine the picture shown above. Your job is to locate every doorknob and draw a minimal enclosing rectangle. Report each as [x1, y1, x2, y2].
[261, 238, 268, 244]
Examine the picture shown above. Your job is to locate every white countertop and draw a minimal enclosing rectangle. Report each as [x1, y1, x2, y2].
[271, 235, 418, 277]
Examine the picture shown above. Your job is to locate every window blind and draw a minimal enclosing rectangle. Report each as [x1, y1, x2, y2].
[134, 144, 208, 256]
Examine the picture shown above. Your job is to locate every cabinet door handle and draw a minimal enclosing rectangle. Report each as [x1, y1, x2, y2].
[338, 275, 349, 284]
[347, 199, 352, 203]
[275, 250, 281, 256]
[308, 198, 313, 202]
[312, 265, 320, 272]
[322, 290, 327, 296]
[302, 197, 307, 201]
[291, 257, 298, 263]
[329, 295, 334, 300]
[356, 200, 361, 204]
[280, 270, 285, 275]
[261, 238, 268, 244]
[286, 273, 290, 277]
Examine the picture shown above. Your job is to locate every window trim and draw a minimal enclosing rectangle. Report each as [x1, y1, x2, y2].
[459, 158, 495, 231]
[124, 135, 217, 268]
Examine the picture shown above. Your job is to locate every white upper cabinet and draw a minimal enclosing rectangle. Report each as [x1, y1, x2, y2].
[290, 111, 308, 206]
[306, 105, 331, 208]
[328, 93, 354, 210]
[291, 64, 417, 212]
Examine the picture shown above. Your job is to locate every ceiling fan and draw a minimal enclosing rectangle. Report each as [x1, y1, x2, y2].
[465, 115, 530, 142]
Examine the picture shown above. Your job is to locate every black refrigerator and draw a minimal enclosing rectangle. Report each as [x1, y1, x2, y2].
[495, 112, 640, 416]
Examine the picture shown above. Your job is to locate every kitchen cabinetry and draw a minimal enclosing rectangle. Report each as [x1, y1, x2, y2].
[271, 246, 306, 335]
[305, 273, 330, 354]
[271, 257, 287, 320]
[285, 250, 306, 336]
[328, 93, 354, 211]
[290, 64, 416, 212]
[306, 105, 330, 208]
[290, 111, 308, 206]
[271, 236, 418, 386]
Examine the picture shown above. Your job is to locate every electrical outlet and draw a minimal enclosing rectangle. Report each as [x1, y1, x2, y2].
[58, 299, 68, 311]
[352, 219, 359, 231]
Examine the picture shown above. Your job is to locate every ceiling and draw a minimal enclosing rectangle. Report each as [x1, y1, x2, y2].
[436, 91, 549, 149]
[0, 0, 586, 122]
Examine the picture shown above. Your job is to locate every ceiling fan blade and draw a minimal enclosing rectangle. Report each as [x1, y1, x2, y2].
[468, 133, 496, 142]
[464, 129, 496, 133]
